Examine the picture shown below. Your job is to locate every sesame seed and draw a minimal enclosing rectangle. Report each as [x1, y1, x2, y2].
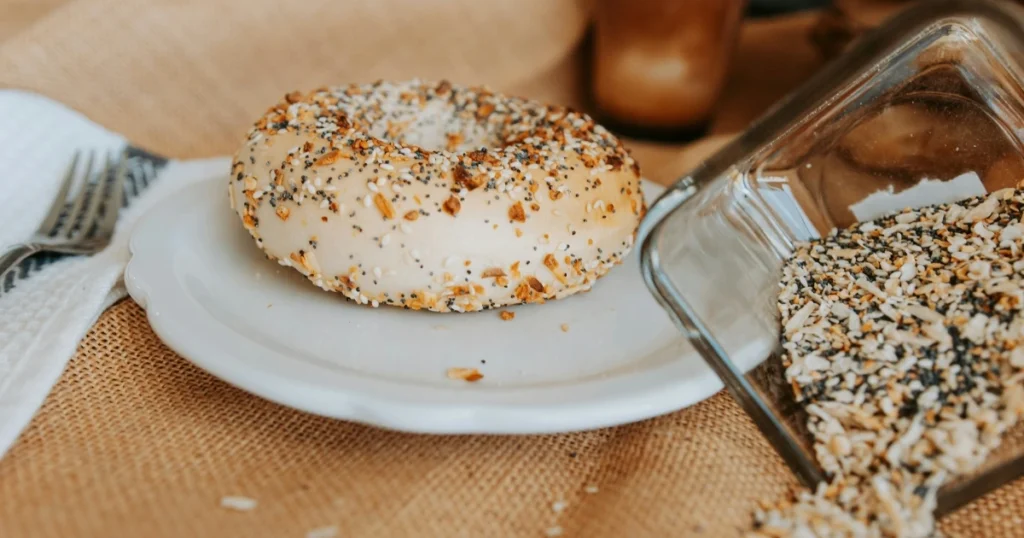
[220, 496, 257, 511]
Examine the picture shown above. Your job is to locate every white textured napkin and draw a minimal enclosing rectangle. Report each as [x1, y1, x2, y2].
[0, 89, 230, 459]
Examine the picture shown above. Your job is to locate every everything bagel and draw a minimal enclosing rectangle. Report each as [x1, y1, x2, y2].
[229, 79, 646, 312]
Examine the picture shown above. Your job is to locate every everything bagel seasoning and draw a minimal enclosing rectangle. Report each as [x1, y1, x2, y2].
[753, 187, 1024, 537]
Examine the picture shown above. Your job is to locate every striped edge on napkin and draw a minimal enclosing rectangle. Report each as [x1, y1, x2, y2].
[0, 89, 230, 459]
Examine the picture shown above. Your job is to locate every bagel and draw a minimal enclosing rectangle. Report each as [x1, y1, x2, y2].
[229, 79, 646, 313]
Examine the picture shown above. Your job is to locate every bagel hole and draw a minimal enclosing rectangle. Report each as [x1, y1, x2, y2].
[357, 92, 507, 154]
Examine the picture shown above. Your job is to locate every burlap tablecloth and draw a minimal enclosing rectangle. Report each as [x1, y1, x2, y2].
[0, 1, 1022, 536]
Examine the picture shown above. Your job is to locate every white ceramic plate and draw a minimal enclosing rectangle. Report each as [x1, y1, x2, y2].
[125, 177, 769, 434]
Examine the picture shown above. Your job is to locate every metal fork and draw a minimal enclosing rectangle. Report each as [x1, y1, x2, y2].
[0, 150, 127, 285]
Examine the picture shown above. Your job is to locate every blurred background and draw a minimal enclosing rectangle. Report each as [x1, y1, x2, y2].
[0, 0, 918, 184]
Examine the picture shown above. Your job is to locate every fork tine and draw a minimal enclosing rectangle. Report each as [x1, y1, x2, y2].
[122, 156, 138, 199]
[55, 151, 96, 238]
[142, 160, 154, 188]
[95, 151, 127, 239]
[37, 151, 81, 234]
[76, 152, 114, 239]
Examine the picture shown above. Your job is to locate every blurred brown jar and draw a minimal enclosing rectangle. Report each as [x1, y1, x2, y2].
[592, 0, 746, 139]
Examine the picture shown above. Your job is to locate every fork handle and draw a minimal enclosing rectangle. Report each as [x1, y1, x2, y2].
[0, 243, 41, 284]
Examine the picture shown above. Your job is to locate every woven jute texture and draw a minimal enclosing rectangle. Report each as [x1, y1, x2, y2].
[1, 1, 1023, 536]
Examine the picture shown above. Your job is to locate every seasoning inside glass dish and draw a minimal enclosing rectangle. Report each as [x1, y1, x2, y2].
[764, 188, 1024, 535]
[638, 1, 1024, 534]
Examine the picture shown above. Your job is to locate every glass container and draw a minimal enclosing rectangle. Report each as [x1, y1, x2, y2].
[639, 0, 1024, 516]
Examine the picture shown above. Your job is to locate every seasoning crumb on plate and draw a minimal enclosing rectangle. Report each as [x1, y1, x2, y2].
[306, 525, 339, 538]
[219, 495, 257, 512]
[584, 485, 599, 494]
[500, 310, 515, 321]
[447, 367, 483, 382]
[545, 525, 564, 537]
[756, 187, 1024, 537]
[552, 499, 568, 513]
[560, 323, 569, 332]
